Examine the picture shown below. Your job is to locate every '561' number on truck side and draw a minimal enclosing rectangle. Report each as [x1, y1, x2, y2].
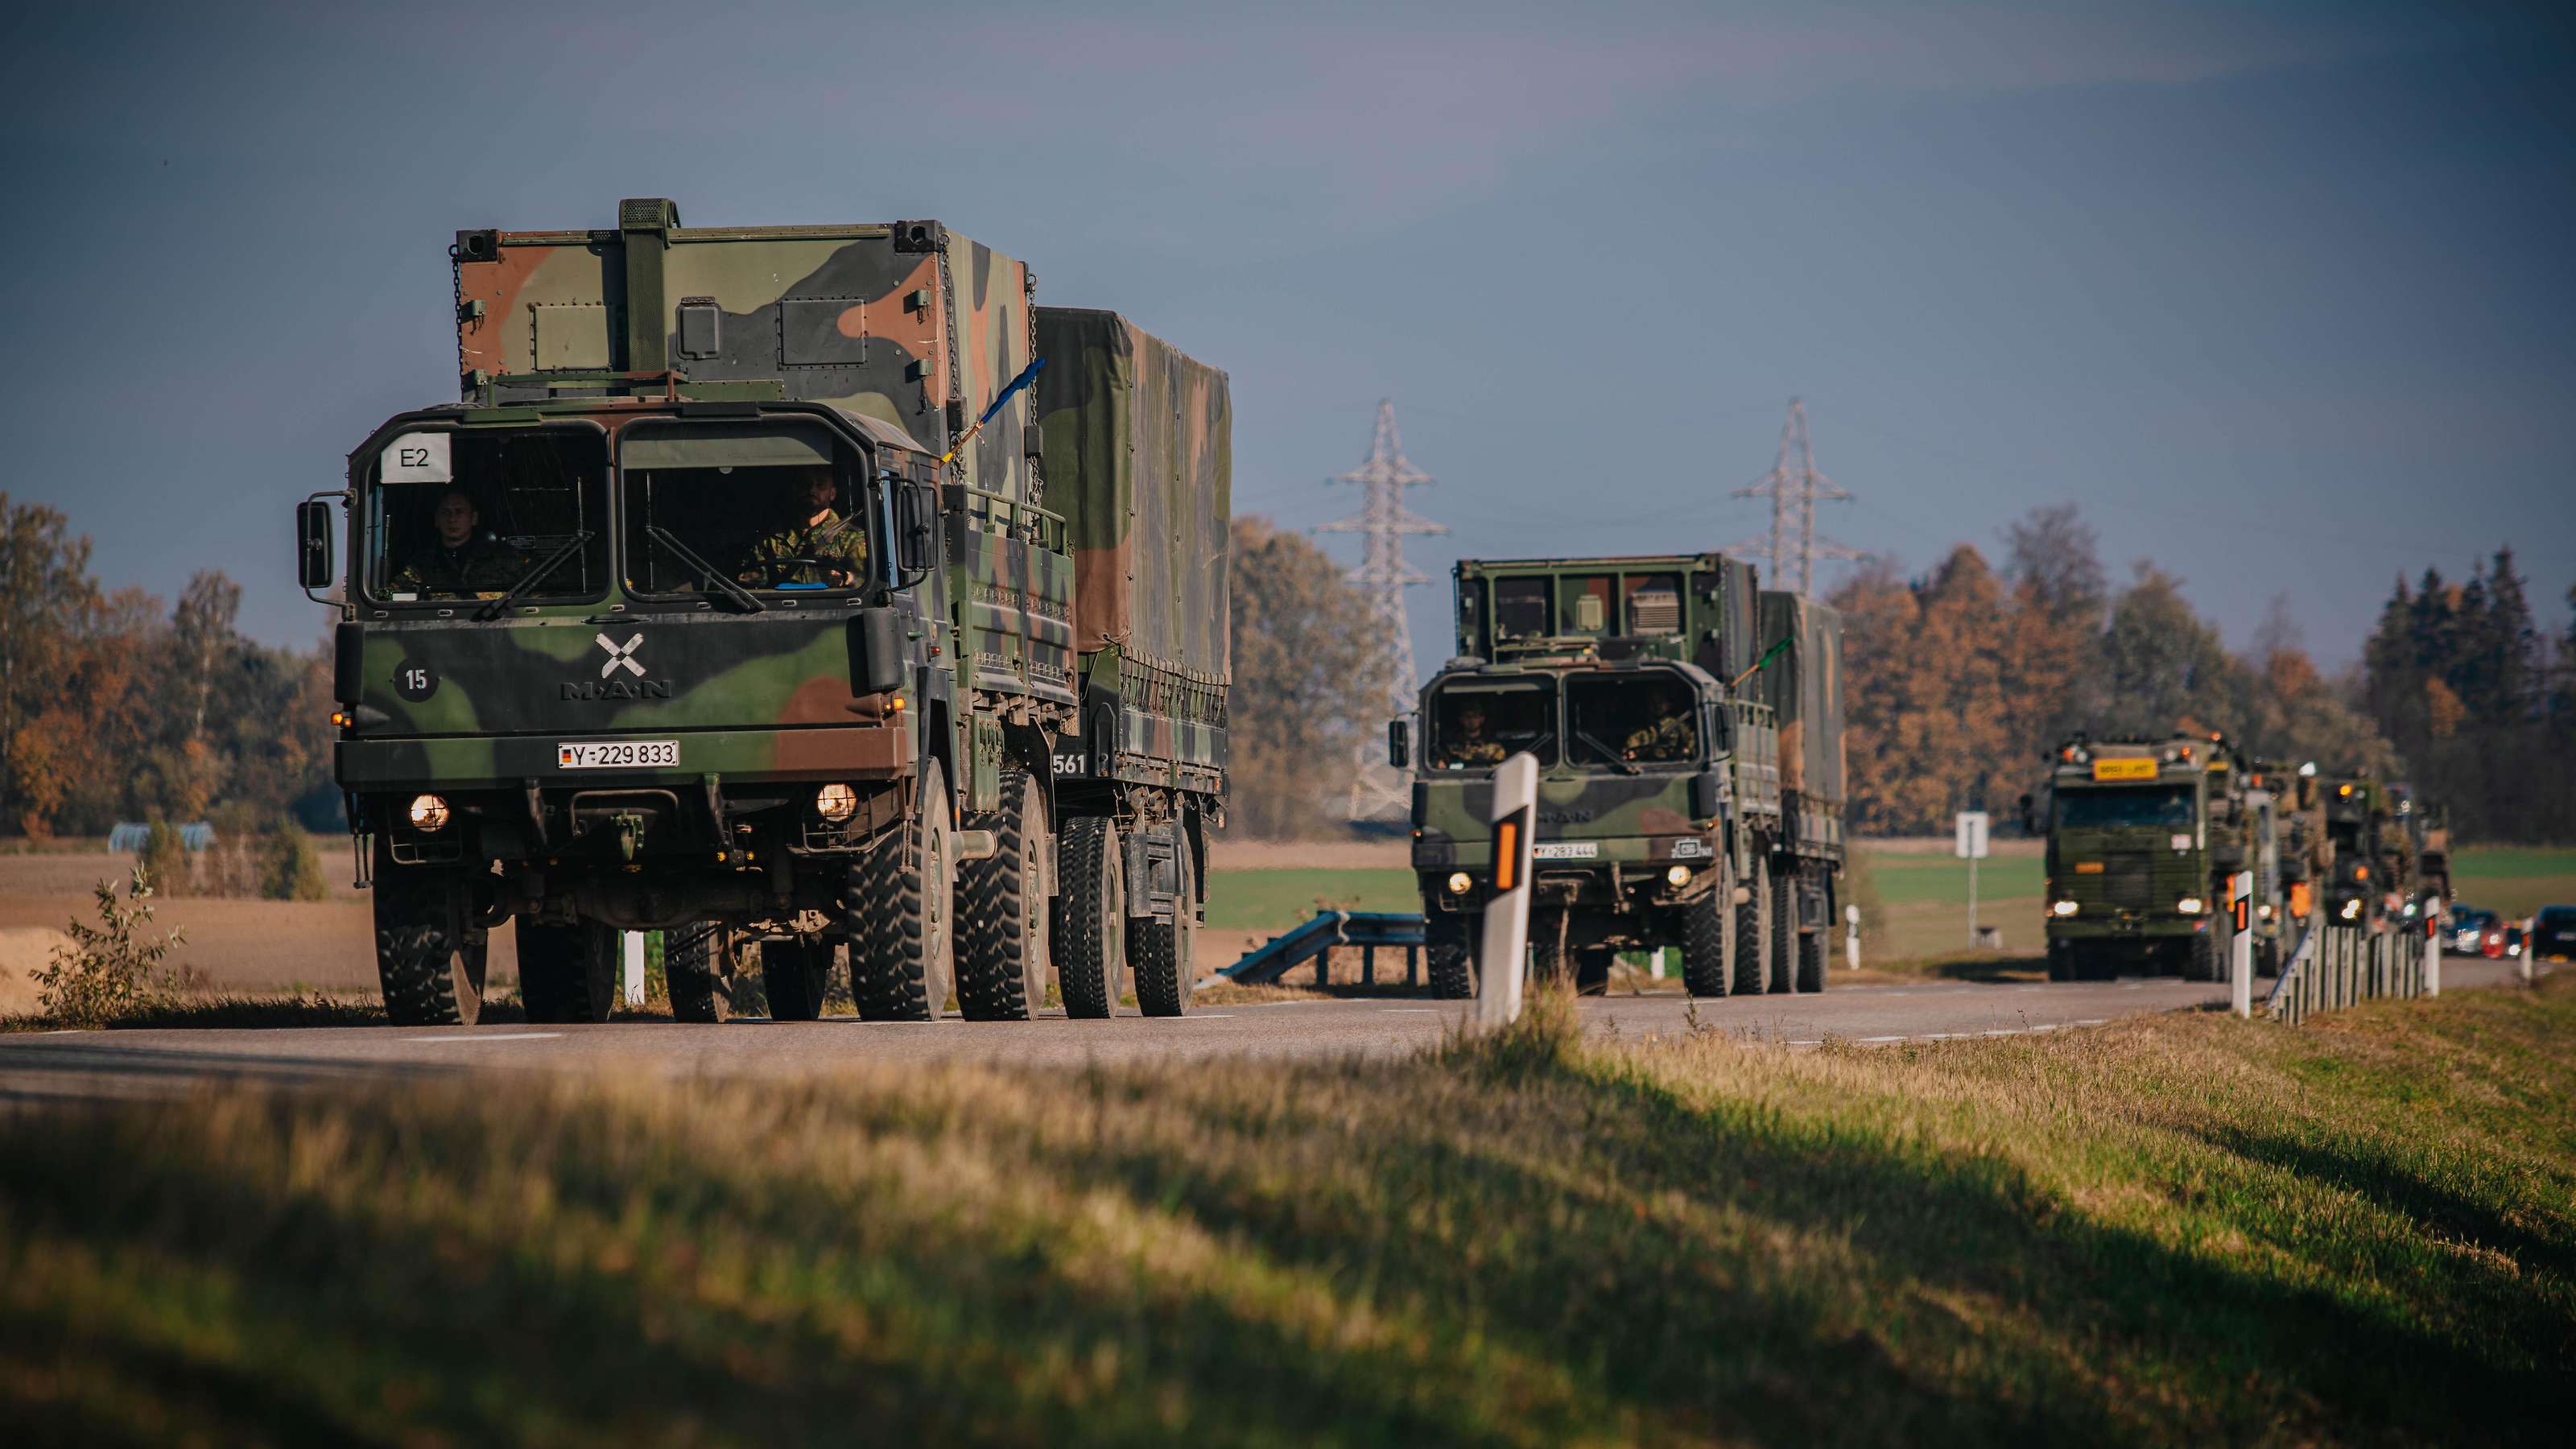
[557, 740, 679, 770]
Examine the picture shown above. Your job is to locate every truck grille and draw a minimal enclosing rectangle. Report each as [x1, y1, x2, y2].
[2102, 854, 2154, 910]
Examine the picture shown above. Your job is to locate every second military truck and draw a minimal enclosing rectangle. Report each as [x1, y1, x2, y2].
[1398, 553, 1845, 998]
[298, 199, 1230, 1026]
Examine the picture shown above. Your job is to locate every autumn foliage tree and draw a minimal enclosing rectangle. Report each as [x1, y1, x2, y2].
[1223, 516, 1389, 839]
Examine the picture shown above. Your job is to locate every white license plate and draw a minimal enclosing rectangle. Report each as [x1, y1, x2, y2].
[1534, 841, 1599, 861]
[556, 739, 679, 770]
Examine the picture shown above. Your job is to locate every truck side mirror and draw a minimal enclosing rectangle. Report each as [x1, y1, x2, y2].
[295, 500, 335, 590]
[1387, 719, 1409, 770]
[894, 483, 937, 585]
[848, 606, 906, 696]
[1690, 769, 1726, 820]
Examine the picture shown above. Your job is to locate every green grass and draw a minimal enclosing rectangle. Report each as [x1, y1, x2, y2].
[1855, 852, 2046, 904]
[4, 980, 2572, 1443]
[2450, 848, 2576, 918]
[1203, 868, 1416, 931]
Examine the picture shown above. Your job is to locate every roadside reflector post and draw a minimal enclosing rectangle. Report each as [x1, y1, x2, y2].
[2424, 913, 2440, 999]
[1475, 752, 1538, 1033]
[2230, 870, 2253, 1018]
[1649, 947, 1666, 980]
[1845, 902, 1862, 972]
[623, 931, 646, 1009]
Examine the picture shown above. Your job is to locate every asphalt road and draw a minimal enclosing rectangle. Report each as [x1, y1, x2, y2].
[0, 956, 2541, 1106]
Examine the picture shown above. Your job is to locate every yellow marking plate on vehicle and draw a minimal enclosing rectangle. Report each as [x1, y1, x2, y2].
[2092, 758, 2157, 781]
[2074, 861, 2106, 874]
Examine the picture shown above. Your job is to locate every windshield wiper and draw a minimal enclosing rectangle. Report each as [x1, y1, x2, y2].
[644, 526, 765, 613]
[473, 530, 595, 621]
[1575, 729, 1642, 774]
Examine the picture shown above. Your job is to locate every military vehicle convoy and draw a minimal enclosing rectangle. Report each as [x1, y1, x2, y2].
[1396, 553, 1845, 998]
[2041, 733, 2260, 981]
[2318, 774, 2428, 931]
[296, 199, 1229, 1026]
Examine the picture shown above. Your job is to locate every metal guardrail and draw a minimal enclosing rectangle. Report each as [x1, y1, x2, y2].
[2264, 918, 2429, 1025]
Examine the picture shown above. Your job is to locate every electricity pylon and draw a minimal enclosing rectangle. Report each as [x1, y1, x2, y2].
[1318, 400, 1445, 824]
[1729, 398, 1862, 597]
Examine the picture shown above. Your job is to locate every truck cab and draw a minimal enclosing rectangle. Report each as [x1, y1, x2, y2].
[2042, 733, 2252, 980]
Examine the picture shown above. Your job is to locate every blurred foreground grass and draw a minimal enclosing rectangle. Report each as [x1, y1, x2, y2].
[5, 982, 2573, 1444]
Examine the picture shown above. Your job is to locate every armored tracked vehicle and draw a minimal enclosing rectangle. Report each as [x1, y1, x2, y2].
[1397, 554, 1844, 998]
[297, 200, 1228, 1026]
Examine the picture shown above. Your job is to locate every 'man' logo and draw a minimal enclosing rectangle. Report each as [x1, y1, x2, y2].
[561, 679, 673, 701]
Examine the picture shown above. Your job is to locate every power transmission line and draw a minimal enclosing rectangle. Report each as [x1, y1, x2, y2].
[1317, 399, 1446, 824]
[1729, 398, 1864, 597]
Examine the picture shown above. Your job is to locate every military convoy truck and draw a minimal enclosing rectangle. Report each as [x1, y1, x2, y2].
[1396, 553, 1844, 998]
[295, 199, 1229, 1026]
[2041, 733, 2257, 981]
[2318, 774, 2431, 931]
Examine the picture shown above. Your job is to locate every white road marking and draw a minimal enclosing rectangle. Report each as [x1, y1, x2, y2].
[2075, 1018, 2108, 1026]
[401, 1032, 562, 1043]
[1790, 1039, 1821, 1046]
[1983, 1030, 2017, 1036]
[1918, 1032, 1955, 1040]
[1856, 1035, 1905, 1043]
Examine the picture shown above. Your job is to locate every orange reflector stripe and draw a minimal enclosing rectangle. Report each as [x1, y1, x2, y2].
[1494, 819, 1520, 892]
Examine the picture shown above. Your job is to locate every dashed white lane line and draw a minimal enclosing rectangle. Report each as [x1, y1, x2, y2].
[1982, 1030, 2018, 1036]
[401, 1032, 562, 1043]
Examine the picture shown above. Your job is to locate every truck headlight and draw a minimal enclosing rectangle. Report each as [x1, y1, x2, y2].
[407, 793, 451, 832]
[2257, 904, 2273, 920]
[1446, 872, 1472, 895]
[2339, 899, 2362, 920]
[2176, 897, 2205, 915]
[815, 782, 858, 822]
[2051, 900, 2079, 917]
[1665, 865, 1690, 887]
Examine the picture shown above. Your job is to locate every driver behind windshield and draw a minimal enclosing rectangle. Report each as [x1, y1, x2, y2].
[394, 487, 525, 597]
[737, 465, 866, 588]
[1624, 693, 1693, 762]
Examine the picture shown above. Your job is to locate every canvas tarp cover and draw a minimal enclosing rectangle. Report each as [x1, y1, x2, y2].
[1757, 590, 1847, 803]
[1034, 308, 1232, 678]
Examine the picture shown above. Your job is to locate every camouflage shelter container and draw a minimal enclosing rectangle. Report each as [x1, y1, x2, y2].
[1756, 590, 1846, 857]
[1034, 308, 1232, 796]
[453, 200, 1038, 506]
[1451, 553, 1760, 678]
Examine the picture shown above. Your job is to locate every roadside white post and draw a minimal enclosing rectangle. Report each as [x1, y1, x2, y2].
[2523, 920, 2535, 986]
[1955, 811, 1989, 948]
[1474, 752, 1538, 1033]
[2424, 913, 2440, 999]
[1649, 947, 1666, 979]
[1844, 902, 1861, 972]
[2230, 869, 2254, 1018]
[622, 931, 646, 1008]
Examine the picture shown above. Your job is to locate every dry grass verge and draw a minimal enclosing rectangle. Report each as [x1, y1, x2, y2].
[2, 980, 2570, 1443]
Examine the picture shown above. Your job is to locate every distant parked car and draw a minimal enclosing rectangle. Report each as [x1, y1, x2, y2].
[2528, 906, 2576, 965]
[2446, 906, 2500, 956]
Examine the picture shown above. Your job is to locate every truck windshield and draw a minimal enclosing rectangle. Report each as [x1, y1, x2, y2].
[2056, 786, 2195, 830]
[1565, 672, 1698, 768]
[1428, 680, 1556, 770]
[618, 421, 876, 597]
[366, 427, 609, 603]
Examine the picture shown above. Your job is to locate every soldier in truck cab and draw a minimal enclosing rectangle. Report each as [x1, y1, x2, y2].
[1624, 695, 1693, 762]
[738, 465, 867, 588]
[394, 487, 522, 596]
[1445, 701, 1506, 768]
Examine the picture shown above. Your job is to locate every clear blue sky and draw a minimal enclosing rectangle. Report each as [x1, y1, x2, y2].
[5, 1, 2569, 675]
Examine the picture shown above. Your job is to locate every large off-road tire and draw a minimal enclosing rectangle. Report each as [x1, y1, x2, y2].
[1769, 859, 1801, 994]
[1056, 815, 1125, 1019]
[373, 861, 486, 1026]
[1131, 821, 1196, 1017]
[1796, 923, 1829, 993]
[1680, 876, 1735, 997]
[1426, 910, 1476, 999]
[2185, 925, 2222, 982]
[518, 919, 616, 1024]
[1734, 852, 1773, 996]
[849, 758, 958, 1022]
[1572, 946, 1615, 997]
[666, 921, 729, 1023]
[760, 937, 832, 1022]
[958, 771, 1050, 1021]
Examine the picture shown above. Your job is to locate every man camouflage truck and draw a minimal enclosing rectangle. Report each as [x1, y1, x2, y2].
[295, 200, 1229, 1027]
[2040, 733, 2256, 981]
[1396, 554, 1846, 999]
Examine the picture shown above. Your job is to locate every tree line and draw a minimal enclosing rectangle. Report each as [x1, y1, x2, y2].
[0, 494, 335, 843]
[1824, 504, 2571, 840]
